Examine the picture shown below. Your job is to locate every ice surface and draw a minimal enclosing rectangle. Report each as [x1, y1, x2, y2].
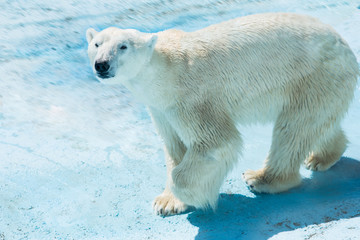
[0, 0, 359, 239]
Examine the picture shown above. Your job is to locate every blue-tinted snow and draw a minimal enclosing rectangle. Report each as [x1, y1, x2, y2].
[0, 0, 359, 239]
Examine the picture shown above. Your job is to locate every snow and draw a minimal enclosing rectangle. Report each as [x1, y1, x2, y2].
[0, 0, 359, 239]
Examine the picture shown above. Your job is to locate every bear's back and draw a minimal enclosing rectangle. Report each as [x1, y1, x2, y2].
[156, 13, 357, 90]
[152, 13, 358, 123]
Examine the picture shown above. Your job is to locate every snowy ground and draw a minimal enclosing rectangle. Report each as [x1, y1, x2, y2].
[0, 0, 359, 239]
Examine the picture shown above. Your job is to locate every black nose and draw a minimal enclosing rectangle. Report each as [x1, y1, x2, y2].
[95, 61, 110, 73]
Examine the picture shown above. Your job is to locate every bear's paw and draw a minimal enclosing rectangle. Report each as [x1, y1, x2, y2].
[243, 169, 302, 194]
[305, 153, 339, 171]
[153, 192, 189, 216]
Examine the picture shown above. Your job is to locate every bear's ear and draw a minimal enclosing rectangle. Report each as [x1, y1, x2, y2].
[144, 33, 158, 49]
[86, 28, 98, 44]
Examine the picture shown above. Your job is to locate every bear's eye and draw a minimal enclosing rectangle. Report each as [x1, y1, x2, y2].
[120, 45, 127, 50]
[95, 43, 99, 48]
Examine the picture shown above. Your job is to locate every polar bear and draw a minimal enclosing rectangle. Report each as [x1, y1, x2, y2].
[86, 13, 359, 216]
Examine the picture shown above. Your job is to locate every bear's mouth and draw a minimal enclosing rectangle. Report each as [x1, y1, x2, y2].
[97, 72, 115, 79]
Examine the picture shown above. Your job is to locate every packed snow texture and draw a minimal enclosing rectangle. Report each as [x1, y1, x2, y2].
[0, 0, 359, 239]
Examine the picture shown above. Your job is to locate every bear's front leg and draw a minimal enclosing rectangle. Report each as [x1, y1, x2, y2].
[171, 139, 241, 209]
[153, 148, 190, 216]
[150, 108, 190, 216]
[166, 103, 242, 210]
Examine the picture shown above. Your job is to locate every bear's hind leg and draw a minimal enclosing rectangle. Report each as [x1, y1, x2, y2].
[243, 111, 319, 193]
[305, 126, 348, 171]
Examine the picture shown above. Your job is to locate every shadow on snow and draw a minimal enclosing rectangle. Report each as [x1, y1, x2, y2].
[187, 157, 360, 240]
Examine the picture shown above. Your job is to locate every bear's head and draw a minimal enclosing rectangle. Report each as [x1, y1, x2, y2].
[86, 27, 158, 84]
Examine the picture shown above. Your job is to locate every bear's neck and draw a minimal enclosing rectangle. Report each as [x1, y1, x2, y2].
[124, 49, 178, 110]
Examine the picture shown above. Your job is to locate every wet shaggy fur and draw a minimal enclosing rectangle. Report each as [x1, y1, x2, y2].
[86, 13, 359, 216]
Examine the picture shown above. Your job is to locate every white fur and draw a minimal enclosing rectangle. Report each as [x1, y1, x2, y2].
[86, 13, 359, 216]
